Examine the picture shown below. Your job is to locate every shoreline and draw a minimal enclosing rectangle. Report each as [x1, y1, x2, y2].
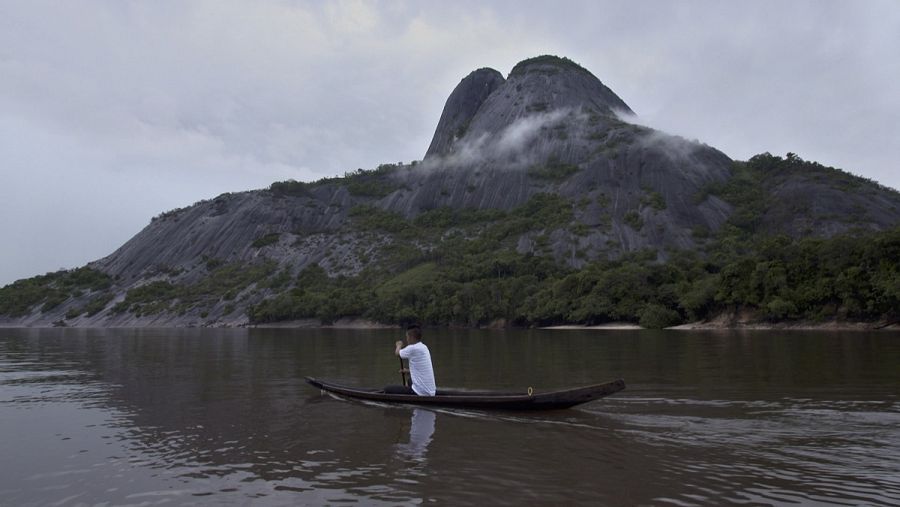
[250, 318, 400, 329]
[1, 319, 896, 331]
[539, 323, 643, 330]
[668, 321, 899, 331]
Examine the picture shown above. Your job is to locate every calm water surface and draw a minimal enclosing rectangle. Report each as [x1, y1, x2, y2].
[0, 328, 898, 506]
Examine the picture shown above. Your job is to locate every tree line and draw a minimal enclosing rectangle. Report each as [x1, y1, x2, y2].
[248, 227, 899, 328]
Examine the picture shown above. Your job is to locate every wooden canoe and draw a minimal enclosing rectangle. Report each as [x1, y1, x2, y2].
[305, 377, 626, 410]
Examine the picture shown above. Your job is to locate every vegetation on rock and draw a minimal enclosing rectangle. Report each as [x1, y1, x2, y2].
[509, 55, 591, 77]
[0, 268, 111, 317]
[270, 163, 404, 199]
[110, 261, 278, 317]
[527, 160, 580, 182]
[251, 233, 281, 248]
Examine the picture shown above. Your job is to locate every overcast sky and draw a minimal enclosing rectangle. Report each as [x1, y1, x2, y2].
[2, 0, 898, 286]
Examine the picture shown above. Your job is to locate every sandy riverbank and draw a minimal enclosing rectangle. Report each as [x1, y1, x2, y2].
[251, 317, 399, 329]
[669, 320, 898, 331]
[539, 323, 644, 330]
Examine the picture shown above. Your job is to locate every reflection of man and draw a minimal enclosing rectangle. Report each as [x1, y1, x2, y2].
[396, 408, 436, 462]
[387, 324, 436, 396]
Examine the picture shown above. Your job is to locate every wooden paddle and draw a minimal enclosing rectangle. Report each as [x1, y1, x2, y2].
[398, 356, 406, 386]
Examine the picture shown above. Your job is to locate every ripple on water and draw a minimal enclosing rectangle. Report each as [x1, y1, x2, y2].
[592, 394, 900, 506]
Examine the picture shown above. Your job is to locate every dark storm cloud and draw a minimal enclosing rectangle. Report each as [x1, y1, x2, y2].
[1, 0, 897, 285]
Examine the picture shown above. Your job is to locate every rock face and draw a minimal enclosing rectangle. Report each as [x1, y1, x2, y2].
[462, 56, 634, 142]
[3, 54, 899, 327]
[425, 68, 505, 158]
[759, 168, 900, 237]
[96, 187, 355, 282]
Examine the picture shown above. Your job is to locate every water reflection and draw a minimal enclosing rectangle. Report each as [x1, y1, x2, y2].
[394, 408, 436, 465]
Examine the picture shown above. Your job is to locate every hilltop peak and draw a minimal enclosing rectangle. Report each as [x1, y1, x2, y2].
[508, 55, 593, 78]
[425, 55, 633, 160]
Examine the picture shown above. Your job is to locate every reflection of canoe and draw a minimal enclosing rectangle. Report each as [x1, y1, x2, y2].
[305, 377, 626, 410]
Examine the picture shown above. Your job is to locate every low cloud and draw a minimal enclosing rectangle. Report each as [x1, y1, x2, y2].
[423, 108, 581, 170]
[494, 109, 571, 155]
[615, 108, 726, 166]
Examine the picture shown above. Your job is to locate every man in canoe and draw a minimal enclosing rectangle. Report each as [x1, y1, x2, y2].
[386, 324, 437, 396]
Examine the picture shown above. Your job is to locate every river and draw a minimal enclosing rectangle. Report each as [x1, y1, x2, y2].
[1, 328, 898, 505]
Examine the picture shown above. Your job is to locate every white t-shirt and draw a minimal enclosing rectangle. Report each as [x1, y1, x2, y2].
[399, 342, 436, 396]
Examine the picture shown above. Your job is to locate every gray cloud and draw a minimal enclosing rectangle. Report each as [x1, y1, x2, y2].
[1, 0, 898, 285]
[423, 108, 576, 169]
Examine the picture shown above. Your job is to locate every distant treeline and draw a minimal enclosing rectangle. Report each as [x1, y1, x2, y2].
[248, 226, 899, 328]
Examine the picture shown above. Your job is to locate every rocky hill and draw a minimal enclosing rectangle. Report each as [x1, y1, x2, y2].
[2, 55, 898, 328]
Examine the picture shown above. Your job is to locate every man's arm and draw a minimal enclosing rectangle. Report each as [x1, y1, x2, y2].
[394, 340, 409, 373]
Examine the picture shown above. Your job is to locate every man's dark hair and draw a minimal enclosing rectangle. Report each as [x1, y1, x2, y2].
[406, 324, 422, 340]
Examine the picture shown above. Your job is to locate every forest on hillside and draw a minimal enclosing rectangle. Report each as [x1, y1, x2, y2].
[246, 225, 898, 328]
